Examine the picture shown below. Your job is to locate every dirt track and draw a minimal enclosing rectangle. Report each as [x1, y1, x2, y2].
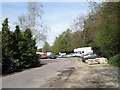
[45, 58, 119, 88]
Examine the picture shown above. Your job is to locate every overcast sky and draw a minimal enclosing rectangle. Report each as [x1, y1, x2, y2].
[1, 2, 90, 48]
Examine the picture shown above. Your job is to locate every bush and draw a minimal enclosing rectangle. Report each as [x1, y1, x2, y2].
[2, 57, 20, 74]
[2, 19, 41, 75]
[108, 54, 120, 67]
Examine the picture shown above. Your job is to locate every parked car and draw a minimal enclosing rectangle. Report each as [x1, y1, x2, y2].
[56, 54, 61, 58]
[57, 54, 66, 58]
[66, 53, 72, 58]
[72, 52, 80, 57]
[49, 53, 57, 59]
[72, 52, 85, 57]
[40, 54, 48, 59]
[80, 53, 98, 62]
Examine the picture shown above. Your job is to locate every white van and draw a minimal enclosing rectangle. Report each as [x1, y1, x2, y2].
[47, 52, 52, 57]
[73, 47, 93, 57]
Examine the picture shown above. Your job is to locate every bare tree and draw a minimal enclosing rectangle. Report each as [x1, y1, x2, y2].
[17, 15, 28, 31]
[15, 2, 50, 47]
[70, 14, 88, 31]
[27, 2, 43, 30]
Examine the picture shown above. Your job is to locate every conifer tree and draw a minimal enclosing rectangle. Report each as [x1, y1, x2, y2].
[23, 28, 39, 68]
[2, 18, 19, 74]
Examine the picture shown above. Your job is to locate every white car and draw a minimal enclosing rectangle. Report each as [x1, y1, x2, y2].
[57, 54, 66, 58]
[66, 54, 72, 58]
[72, 52, 84, 57]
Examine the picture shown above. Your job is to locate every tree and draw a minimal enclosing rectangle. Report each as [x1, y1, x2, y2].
[2, 18, 40, 74]
[71, 30, 84, 49]
[2, 18, 19, 74]
[16, 2, 49, 47]
[94, 2, 120, 57]
[13, 26, 23, 59]
[53, 29, 73, 53]
[82, 2, 120, 58]
[53, 37, 61, 54]
[0, 31, 2, 65]
[22, 28, 39, 68]
[42, 41, 50, 53]
[71, 15, 87, 31]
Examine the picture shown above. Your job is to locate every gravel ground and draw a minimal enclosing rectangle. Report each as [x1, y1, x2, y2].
[45, 58, 119, 88]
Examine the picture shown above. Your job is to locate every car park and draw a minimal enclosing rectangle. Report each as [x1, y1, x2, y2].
[49, 53, 57, 59]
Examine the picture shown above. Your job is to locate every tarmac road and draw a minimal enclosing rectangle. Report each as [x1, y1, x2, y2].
[2, 58, 76, 88]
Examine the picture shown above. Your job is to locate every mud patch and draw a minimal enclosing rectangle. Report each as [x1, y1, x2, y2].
[63, 64, 119, 88]
[45, 67, 75, 88]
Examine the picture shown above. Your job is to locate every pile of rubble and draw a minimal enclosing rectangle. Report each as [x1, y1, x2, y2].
[87, 58, 108, 65]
